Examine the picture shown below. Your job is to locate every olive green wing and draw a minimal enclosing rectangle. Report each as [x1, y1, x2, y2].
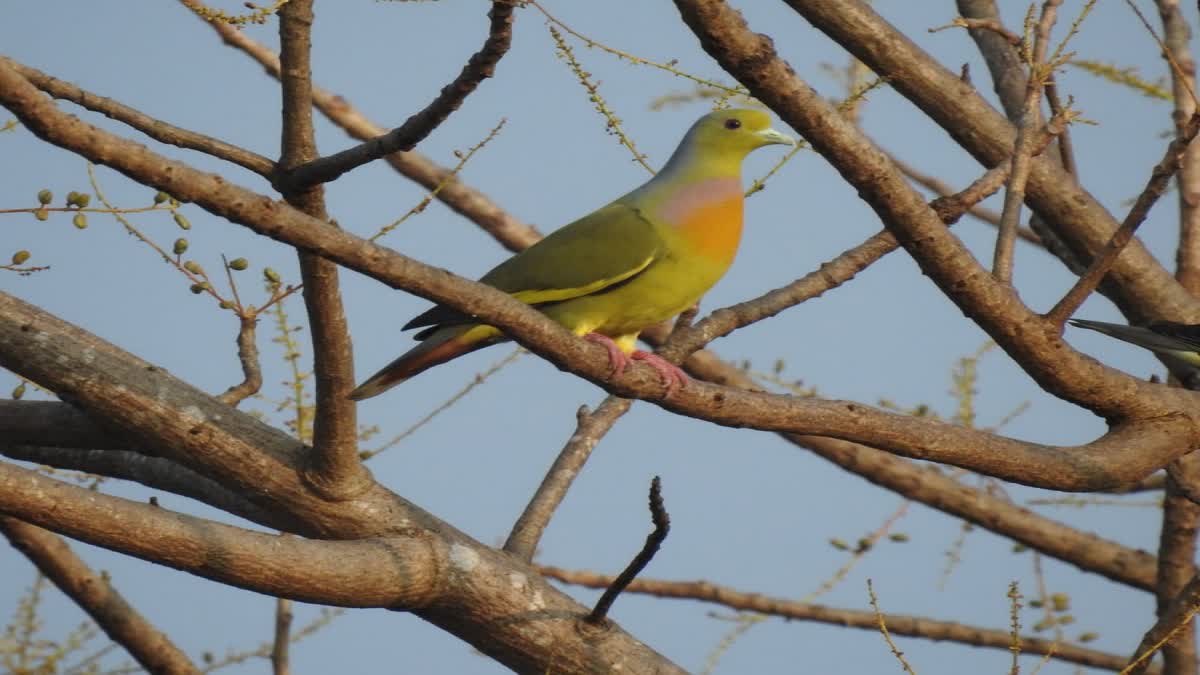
[404, 202, 664, 332]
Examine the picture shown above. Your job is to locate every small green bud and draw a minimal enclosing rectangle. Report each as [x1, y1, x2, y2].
[263, 267, 281, 283]
[1029, 599, 1044, 609]
[173, 213, 191, 230]
[72, 213, 88, 229]
[1050, 593, 1070, 612]
[183, 260, 203, 275]
[1011, 543, 1028, 553]
[829, 538, 849, 551]
[1057, 614, 1075, 626]
[888, 533, 910, 543]
[189, 282, 210, 294]
[1078, 632, 1098, 643]
[227, 257, 249, 271]
[34, 207, 49, 221]
[66, 191, 90, 208]
[12, 382, 26, 399]
[11, 250, 31, 265]
[218, 300, 234, 310]
[173, 238, 189, 255]
[36, 189, 52, 205]
[154, 191, 170, 204]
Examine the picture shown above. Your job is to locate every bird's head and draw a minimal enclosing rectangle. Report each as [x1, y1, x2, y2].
[681, 108, 796, 161]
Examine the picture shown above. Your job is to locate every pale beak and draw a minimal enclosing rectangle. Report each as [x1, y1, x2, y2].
[757, 127, 796, 146]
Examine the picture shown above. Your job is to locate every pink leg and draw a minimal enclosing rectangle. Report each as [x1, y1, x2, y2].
[631, 350, 689, 397]
[584, 333, 631, 377]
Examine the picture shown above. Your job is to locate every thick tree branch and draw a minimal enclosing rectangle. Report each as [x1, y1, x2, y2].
[1, 442, 290, 530]
[505, 396, 633, 561]
[787, 0, 1200, 325]
[270, 0, 515, 189]
[3, 59, 1197, 491]
[539, 565, 1157, 673]
[277, 0, 366, 499]
[0, 460, 443, 606]
[669, 0, 1200, 432]
[1, 58, 273, 176]
[0, 517, 201, 675]
[187, 8, 541, 252]
[0, 455, 687, 673]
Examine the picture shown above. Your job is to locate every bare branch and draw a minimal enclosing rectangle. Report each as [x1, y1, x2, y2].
[268, 0, 515, 189]
[789, 0, 1200, 323]
[504, 396, 633, 561]
[218, 315, 264, 406]
[585, 476, 671, 625]
[187, 9, 541, 252]
[540, 566, 1154, 673]
[272, 597, 293, 675]
[1156, 452, 1200, 674]
[1126, 573, 1200, 675]
[276, 0, 367, 499]
[1, 57, 273, 176]
[1156, 0, 1200, 295]
[4, 55, 1200, 491]
[992, 0, 1059, 284]
[1045, 111, 1200, 326]
[1, 442, 291, 531]
[0, 516, 201, 675]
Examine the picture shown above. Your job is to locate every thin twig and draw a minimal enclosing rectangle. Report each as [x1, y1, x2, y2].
[1, 57, 274, 176]
[867, 580, 919, 675]
[585, 476, 670, 624]
[218, 316, 263, 406]
[184, 4, 542, 253]
[505, 396, 633, 561]
[1045, 111, 1200, 326]
[272, 0, 515, 189]
[992, 0, 1061, 283]
[271, 598, 293, 675]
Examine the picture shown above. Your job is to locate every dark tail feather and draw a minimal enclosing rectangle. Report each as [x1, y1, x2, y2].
[349, 327, 493, 401]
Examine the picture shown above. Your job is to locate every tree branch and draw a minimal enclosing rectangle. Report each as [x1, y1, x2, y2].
[991, 0, 1058, 283]
[1046, 111, 1200, 326]
[1126, 573, 1200, 675]
[788, 0, 1200, 325]
[504, 395, 633, 561]
[269, 0, 515, 189]
[585, 476, 670, 625]
[218, 315, 264, 406]
[185, 6, 541, 252]
[0, 516, 201, 675]
[4, 57, 1198, 491]
[539, 565, 1158, 674]
[277, 0, 366, 499]
[1156, 452, 1200, 674]
[1, 57, 273, 176]
[1, 442, 291, 531]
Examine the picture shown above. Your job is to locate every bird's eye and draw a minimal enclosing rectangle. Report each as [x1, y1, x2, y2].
[723, 118, 742, 130]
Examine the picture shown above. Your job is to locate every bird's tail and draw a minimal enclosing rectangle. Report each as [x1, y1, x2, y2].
[349, 325, 499, 401]
[1069, 319, 1187, 353]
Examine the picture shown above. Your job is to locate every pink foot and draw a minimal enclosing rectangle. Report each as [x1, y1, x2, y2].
[585, 333, 631, 377]
[632, 350, 689, 397]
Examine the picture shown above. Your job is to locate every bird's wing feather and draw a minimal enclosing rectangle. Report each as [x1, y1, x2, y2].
[404, 202, 663, 331]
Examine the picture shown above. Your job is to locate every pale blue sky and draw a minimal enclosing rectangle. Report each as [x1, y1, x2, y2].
[0, 1, 1187, 673]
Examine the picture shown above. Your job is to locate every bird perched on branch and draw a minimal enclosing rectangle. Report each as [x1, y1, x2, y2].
[350, 108, 795, 401]
[1069, 318, 1200, 377]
